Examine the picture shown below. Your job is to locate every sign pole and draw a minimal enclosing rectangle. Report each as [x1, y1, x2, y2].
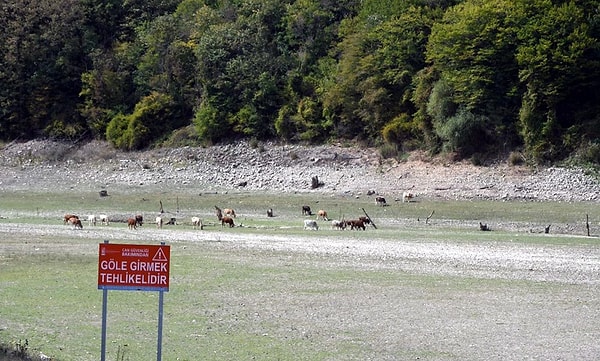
[157, 290, 164, 361]
[100, 240, 109, 361]
[101, 288, 108, 361]
[156, 241, 166, 361]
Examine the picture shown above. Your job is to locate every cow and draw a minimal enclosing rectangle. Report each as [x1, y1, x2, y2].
[316, 210, 329, 221]
[303, 219, 318, 230]
[358, 216, 372, 226]
[99, 214, 110, 226]
[191, 217, 203, 230]
[127, 218, 137, 230]
[63, 214, 78, 224]
[156, 216, 163, 229]
[331, 219, 346, 230]
[221, 216, 235, 228]
[346, 219, 366, 230]
[68, 217, 83, 229]
[223, 208, 236, 218]
[87, 215, 97, 226]
[375, 196, 387, 206]
[402, 192, 415, 203]
[166, 217, 177, 225]
[135, 214, 144, 227]
[302, 205, 312, 216]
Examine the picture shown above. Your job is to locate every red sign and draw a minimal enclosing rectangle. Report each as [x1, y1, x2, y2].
[98, 243, 170, 291]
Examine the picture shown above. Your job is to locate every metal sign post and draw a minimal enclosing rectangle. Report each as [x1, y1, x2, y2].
[98, 240, 170, 361]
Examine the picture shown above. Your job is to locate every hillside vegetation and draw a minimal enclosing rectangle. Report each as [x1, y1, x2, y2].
[1, 0, 600, 164]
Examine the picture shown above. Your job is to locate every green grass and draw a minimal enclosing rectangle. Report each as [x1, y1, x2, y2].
[1, 190, 599, 360]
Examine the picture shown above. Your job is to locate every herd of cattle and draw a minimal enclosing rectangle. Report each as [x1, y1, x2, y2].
[62, 192, 416, 231]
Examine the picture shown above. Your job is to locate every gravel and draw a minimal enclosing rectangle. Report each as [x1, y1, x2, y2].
[1, 139, 599, 202]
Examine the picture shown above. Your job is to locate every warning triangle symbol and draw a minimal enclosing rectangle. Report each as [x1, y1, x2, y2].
[153, 248, 168, 262]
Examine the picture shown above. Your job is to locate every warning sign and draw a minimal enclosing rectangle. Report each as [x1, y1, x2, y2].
[98, 243, 170, 291]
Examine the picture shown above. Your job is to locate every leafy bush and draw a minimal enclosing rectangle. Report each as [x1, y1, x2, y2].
[106, 92, 178, 150]
[434, 108, 488, 157]
[161, 125, 201, 147]
[573, 141, 600, 165]
[194, 99, 230, 144]
[508, 151, 525, 166]
[378, 143, 400, 160]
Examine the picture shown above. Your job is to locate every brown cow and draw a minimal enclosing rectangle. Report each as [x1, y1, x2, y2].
[221, 216, 235, 228]
[358, 216, 372, 226]
[63, 214, 78, 224]
[316, 210, 329, 221]
[127, 218, 137, 230]
[346, 219, 366, 230]
[68, 217, 83, 229]
[223, 208, 236, 218]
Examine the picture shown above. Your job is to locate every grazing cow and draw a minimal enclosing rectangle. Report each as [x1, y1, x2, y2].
[99, 214, 110, 226]
[63, 214, 78, 224]
[135, 214, 144, 227]
[221, 216, 235, 228]
[302, 205, 312, 216]
[402, 192, 415, 203]
[68, 217, 83, 229]
[303, 219, 319, 230]
[358, 216, 372, 226]
[166, 217, 177, 225]
[223, 208, 236, 218]
[127, 218, 137, 230]
[156, 216, 163, 229]
[87, 215, 97, 226]
[191, 217, 203, 230]
[346, 219, 366, 230]
[331, 219, 346, 230]
[316, 210, 329, 221]
[375, 196, 387, 206]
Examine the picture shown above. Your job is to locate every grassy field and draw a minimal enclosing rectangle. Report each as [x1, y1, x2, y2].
[1, 190, 599, 360]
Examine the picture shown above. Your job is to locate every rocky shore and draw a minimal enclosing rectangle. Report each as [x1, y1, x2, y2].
[1, 139, 599, 202]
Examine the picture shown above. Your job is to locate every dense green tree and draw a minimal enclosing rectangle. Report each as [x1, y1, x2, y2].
[79, 43, 140, 138]
[514, 0, 598, 161]
[0, 0, 87, 140]
[193, 0, 290, 142]
[426, 0, 521, 156]
[324, 5, 438, 145]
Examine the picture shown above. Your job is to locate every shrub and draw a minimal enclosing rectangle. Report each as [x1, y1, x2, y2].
[434, 108, 488, 157]
[194, 100, 230, 144]
[379, 143, 400, 160]
[508, 151, 524, 166]
[162, 125, 201, 147]
[106, 92, 179, 150]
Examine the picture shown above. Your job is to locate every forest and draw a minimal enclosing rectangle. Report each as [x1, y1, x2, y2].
[1, 0, 599, 164]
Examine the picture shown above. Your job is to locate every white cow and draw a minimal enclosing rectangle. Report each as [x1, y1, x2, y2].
[99, 214, 110, 225]
[156, 216, 163, 229]
[191, 216, 203, 230]
[87, 215, 97, 226]
[303, 219, 319, 230]
[402, 192, 415, 203]
[331, 220, 346, 230]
